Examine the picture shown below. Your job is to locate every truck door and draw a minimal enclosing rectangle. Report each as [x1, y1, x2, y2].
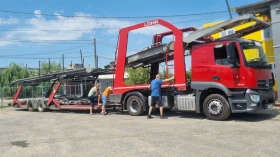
[210, 43, 246, 89]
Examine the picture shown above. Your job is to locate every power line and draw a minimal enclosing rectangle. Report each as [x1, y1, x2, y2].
[0, 39, 118, 57]
[0, 39, 92, 44]
[0, 9, 228, 19]
[0, 54, 114, 60]
[0, 44, 91, 56]
[0, 14, 231, 33]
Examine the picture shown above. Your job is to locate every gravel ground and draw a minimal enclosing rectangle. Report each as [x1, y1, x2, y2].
[0, 107, 280, 157]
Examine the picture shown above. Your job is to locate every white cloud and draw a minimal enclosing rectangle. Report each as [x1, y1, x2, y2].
[0, 10, 178, 47]
[0, 17, 19, 25]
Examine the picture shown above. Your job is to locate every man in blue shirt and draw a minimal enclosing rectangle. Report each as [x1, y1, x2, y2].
[147, 74, 174, 119]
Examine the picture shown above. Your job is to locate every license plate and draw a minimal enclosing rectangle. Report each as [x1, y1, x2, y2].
[267, 104, 273, 109]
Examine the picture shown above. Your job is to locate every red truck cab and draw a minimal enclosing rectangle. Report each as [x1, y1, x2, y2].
[191, 38, 275, 119]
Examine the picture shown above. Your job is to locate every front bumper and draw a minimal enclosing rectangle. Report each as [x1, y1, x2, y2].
[229, 89, 275, 113]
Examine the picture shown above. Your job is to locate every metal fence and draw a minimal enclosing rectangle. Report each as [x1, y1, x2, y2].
[0, 81, 112, 107]
[0, 84, 88, 100]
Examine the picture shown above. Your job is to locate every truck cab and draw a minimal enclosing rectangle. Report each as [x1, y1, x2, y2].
[190, 38, 275, 120]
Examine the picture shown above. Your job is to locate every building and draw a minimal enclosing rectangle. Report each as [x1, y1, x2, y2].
[234, 0, 280, 99]
[97, 73, 129, 93]
[203, 0, 280, 99]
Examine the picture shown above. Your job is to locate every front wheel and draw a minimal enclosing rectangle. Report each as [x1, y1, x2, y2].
[126, 96, 144, 116]
[203, 94, 231, 121]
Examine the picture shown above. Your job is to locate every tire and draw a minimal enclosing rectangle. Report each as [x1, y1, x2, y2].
[203, 94, 231, 121]
[126, 96, 144, 116]
[37, 100, 46, 112]
[27, 101, 34, 112]
[14, 103, 19, 108]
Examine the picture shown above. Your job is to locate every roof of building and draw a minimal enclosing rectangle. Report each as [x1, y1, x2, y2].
[233, 0, 278, 15]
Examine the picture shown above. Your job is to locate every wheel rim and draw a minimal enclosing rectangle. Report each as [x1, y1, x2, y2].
[28, 102, 33, 110]
[38, 101, 43, 110]
[129, 99, 139, 113]
[208, 99, 223, 115]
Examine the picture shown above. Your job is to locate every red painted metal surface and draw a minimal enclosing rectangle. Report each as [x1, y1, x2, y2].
[59, 104, 120, 110]
[113, 19, 186, 95]
[12, 85, 22, 106]
[47, 82, 61, 106]
[192, 40, 273, 89]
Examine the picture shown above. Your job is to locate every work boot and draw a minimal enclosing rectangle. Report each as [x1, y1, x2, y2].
[147, 115, 153, 119]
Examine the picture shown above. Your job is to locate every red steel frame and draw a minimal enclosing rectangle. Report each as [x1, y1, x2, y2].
[113, 19, 187, 94]
[47, 81, 61, 107]
[11, 84, 24, 107]
[11, 79, 118, 111]
[153, 27, 201, 78]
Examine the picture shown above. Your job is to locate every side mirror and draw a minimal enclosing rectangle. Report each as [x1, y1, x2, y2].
[226, 42, 237, 64]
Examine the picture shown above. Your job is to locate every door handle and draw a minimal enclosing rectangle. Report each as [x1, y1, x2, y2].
[212, 76, 220, 80]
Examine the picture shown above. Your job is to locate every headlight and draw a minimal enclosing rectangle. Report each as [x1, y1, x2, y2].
[250, 95, 260, 103]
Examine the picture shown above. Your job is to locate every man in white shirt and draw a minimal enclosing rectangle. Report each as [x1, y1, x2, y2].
[88, 83, 100, 115]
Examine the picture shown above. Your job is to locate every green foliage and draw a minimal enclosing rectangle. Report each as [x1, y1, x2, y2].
[40, 60, 61, 74]
[160, 68, 173, 80]
[186, 70, 192, 82]
[125, 67, 150, 84]
[0, 62, 35, 87]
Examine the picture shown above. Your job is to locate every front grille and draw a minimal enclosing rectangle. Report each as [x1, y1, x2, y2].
[257, 79, 273, 89]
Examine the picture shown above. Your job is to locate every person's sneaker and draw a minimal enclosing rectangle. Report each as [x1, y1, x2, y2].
[147, 115, 153, 119]
[160, 116, 167, 119]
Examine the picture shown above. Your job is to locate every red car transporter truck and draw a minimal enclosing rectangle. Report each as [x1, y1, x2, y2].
[107, 14, 275, 120]
[10, 14, 275, 120]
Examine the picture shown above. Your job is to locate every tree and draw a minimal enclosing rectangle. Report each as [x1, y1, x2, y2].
[0, 62, 35, 87]
[186, 70, 192, 82]
[160, 68, 173, 80]
[125, 67, 150, 84]
[40, 60, 61, 74]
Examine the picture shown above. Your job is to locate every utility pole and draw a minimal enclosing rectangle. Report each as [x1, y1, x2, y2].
[39, 60, 41, 76]
[62, 54, 64, 72]
[96, 55, 98, 69]
[48, 58, 50, 73]
[225, 0, 232, 19]
[93, 38, 97, 69]
[80, 49, 83, 67]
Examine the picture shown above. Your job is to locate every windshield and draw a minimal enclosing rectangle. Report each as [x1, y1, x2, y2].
[241, 41, 269, 65]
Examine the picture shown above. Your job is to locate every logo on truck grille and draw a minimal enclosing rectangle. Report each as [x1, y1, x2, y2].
[265, 79, 269, 89]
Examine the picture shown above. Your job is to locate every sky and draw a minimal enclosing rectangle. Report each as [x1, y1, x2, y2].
[0, 0, 263, 70]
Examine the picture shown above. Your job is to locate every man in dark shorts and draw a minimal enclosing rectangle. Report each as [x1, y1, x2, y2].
[147, 74, 174, 119]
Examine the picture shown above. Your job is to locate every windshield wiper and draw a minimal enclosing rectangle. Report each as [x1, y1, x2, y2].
[248, 54, 266, 64]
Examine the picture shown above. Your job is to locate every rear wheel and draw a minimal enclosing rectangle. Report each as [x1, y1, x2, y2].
[126, 96, 144, 116]
[27, 101, 34, 112]
[14, 103, 19, 108]
[203, 94, 231, 121]
[37, 100, 46, 112]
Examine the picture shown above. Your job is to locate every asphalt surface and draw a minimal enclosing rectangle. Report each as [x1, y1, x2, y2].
[0, 107, 280, 157]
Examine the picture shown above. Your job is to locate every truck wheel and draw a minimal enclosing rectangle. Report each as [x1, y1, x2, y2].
[126, 96, 144, 116]
[14, 103, 19, 108]
[37, 100, 45, 112]
[203, 94, 231, 121]
[27, 101, 34, 112]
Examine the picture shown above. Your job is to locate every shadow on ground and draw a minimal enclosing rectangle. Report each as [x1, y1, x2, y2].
[12, 106, 280, 122]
